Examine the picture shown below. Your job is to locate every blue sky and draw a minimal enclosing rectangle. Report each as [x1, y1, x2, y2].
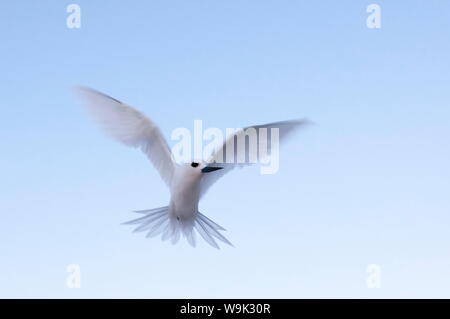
[1, 0, 450, 298]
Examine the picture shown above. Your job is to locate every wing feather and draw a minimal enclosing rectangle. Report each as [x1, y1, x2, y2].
[77, 87, 175, 186]
[200, 119, 311, 197]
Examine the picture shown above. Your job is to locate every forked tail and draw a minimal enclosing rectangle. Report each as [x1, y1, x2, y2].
[123, 207, 233, 249]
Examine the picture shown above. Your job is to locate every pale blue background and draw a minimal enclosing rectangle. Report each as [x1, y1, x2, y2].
[1, 0, 450, 298]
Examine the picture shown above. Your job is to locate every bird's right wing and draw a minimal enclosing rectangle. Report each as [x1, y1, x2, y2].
[200, 119, 311, 197]
[77, 87, 175, 187]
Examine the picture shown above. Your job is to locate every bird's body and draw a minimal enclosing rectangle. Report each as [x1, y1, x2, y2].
[170, 164, 201, 221]
[77, 86, 310, 248]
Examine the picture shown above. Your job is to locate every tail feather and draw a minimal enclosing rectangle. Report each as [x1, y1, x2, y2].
[123, 207, 232, 249]
[122, 207, 167, 225]
[146, 217, 170, 238]
[161, 222, 174, 241]
[170, 226, 181, 244]
[185, 229, 196, 247]
[161, 222, 181, 245]
[198, 212, 226, 231]
[133, 207, 168, 214]
[133, 213, 166, 232]
[194, 219, 220, 249]
[196, 216, 234, 247]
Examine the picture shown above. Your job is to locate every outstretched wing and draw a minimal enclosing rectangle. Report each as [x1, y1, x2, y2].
[200, 119, 311, 197]
[77, 87, 175, 186]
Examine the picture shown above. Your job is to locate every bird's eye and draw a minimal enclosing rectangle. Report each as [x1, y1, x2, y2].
[191, 162, 199, 168]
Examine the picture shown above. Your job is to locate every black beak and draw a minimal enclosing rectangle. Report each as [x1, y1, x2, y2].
[201, 166, 223, 173]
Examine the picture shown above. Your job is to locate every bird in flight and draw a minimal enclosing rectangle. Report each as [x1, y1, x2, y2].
[77, 87, 310, 248]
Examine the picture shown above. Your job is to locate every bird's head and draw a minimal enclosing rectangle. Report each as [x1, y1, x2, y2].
[182, 161, 223, 177]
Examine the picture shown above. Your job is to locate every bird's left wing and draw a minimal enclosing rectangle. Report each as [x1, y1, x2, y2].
[77, 87, 175, 186]
[200, 119, 311, 197]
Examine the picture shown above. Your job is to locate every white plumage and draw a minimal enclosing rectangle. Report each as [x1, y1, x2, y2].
[77, 87, 310, 248]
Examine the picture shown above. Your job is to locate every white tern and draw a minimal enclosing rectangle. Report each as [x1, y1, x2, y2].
[77, 87, 310, 248]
